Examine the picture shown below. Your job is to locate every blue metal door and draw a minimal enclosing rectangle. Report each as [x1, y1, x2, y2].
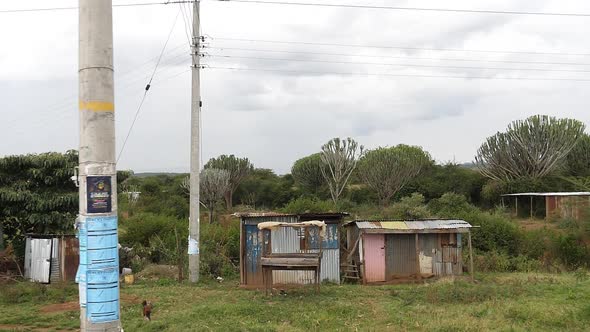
[245, 225, 263, 285]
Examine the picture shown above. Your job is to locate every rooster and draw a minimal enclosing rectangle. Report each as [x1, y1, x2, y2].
[142, 300, 153, 321]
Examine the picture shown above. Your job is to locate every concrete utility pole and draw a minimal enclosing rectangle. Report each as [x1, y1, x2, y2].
[79, 0, 121, 330]
[188, 0, 202, 283]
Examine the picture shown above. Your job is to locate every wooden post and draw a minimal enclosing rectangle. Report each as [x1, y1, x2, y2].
[501, 196, 505, 209]
[515, 197, 519, 217]
[415, 233, 421, 280]
[468, 231, 474, 282]
[530, 196, 533, 219]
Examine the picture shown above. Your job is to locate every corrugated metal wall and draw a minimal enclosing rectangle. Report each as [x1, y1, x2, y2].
[62, 237, 80, 281]
[29, 238, 52, 283]
[385, 234, 416, 278]
[418, 234, 437, 275]
[24, 238, 31, 279]
[242, 216, 341, 286]
[50, 238, 61, 282]
[243, 216, 295, 286]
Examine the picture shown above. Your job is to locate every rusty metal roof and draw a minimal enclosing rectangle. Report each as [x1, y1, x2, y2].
[234, 212, 348, 219]
[233, 212, 295, 218]
[349, 219, 472, 231]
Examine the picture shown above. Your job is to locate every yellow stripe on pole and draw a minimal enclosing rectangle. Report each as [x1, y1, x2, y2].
[79, 101, 114, 112]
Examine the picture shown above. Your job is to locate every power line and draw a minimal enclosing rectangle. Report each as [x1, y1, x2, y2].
[117, 7, 182, 163]
[0, 1, 194, 13]
[204, 65, 590, 82]
[213, 37, 590, 57]
[208, 54, 590, 73]
[208, 46, 590, 67]
[213, 0, 590, 17]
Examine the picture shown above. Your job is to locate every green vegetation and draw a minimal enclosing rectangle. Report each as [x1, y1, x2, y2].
[1, 272, 589, 331]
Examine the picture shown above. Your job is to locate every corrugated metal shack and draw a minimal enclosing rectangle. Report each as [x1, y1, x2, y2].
[345, 220, 473, 284]
[237, 212, 347, 288]
[24, 234, 79, 283]
[501, 192, 590, 220]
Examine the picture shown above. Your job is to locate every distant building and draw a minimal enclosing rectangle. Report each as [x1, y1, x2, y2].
[344, 219, 474, 284]
[501, 192, 590, 220]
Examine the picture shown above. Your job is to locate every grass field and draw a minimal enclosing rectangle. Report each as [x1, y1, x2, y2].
[1, 272, 589, 331]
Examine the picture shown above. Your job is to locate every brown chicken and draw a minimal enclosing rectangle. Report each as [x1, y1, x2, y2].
[142, 300, 153, 321]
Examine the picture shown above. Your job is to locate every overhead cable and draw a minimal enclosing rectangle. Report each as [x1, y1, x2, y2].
[0, 1, 194, 13]
[213, 0, 590, 17]
[209, 54, 590, 73]
[117, 8, 182, 163]
[204, 65, 590, 82]
[209, 46, 590, 67]
[213, 37, 590, 57]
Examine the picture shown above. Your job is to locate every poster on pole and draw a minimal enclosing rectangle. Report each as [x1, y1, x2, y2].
[87, 176, 112, 213]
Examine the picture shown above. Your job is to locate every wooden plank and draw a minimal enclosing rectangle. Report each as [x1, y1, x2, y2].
[415, 233, 421, 279]
[468, 231, 474, 281]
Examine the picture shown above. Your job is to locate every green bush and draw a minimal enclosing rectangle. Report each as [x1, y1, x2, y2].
[428, 192, 478, 218]
[200, 221, 240, 278]
[464, 210, 522, 255]
[554, 234, 589, 269]
[385, 193, 430, 219]
[473, 251, 543, 272]
[282, 197, 334, 214]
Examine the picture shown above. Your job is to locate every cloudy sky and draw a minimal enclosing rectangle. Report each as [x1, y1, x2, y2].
[1, 0, 589, 174]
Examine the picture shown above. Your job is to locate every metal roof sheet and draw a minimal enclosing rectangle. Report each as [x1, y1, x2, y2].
[502, 192, 590, 197]
[353, 219, 472, 230]
[234, 212, 349, 219]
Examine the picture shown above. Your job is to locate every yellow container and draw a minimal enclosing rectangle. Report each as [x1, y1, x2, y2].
[124, 274, 135, 284]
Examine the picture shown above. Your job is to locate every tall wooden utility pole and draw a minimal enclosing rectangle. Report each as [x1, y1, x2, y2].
[78, 0, 121, 330]
[188, 0, 201, 283]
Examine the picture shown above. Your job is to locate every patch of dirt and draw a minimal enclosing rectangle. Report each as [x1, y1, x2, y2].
[121, 294, 141, 304]
[40, 301, 79, 314]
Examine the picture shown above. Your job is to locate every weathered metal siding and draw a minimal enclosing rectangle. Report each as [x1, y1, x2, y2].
[244, 224, 264, 286]
[271, 226, 304, 285]
[271, 223, 340, 284]
[242, 216, 296, 286]
[24, 237, 31, 279]
[30, 238, 52, 283]
[432, 233, 463, 276]
[363, 234, 385, 283]
[50, 238, 61, 282]
[385, 234, 416, 278]
[62, 237, 80, 281]
[418, 234, 437, 275]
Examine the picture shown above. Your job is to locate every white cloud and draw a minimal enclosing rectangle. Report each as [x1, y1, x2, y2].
[1, 0, 589, 174]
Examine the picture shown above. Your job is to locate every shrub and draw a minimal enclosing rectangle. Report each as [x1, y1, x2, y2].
[464, 210, 522, 255]
[282, 197, 334, 214]
[428, 192, 478, 218]
[385, 193, 430, 219]
[200, 221, 240, 278]
[553, 234, 589, 269]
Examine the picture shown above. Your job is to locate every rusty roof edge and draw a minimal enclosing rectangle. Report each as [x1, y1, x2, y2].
[233, 212, 349, 218]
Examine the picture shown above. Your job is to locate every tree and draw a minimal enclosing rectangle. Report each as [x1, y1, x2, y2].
[320, 137, 363, 205]
[564, 133, 590, 177]
[204, 155, 253, 209]
[291, 153, 325, 195]
[0, 151, 78, 256]
[357, 145, 432, 206]
[199, 169, 230, 224]
[233, 169, 295, 209]
[475, 115, 586, 182]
